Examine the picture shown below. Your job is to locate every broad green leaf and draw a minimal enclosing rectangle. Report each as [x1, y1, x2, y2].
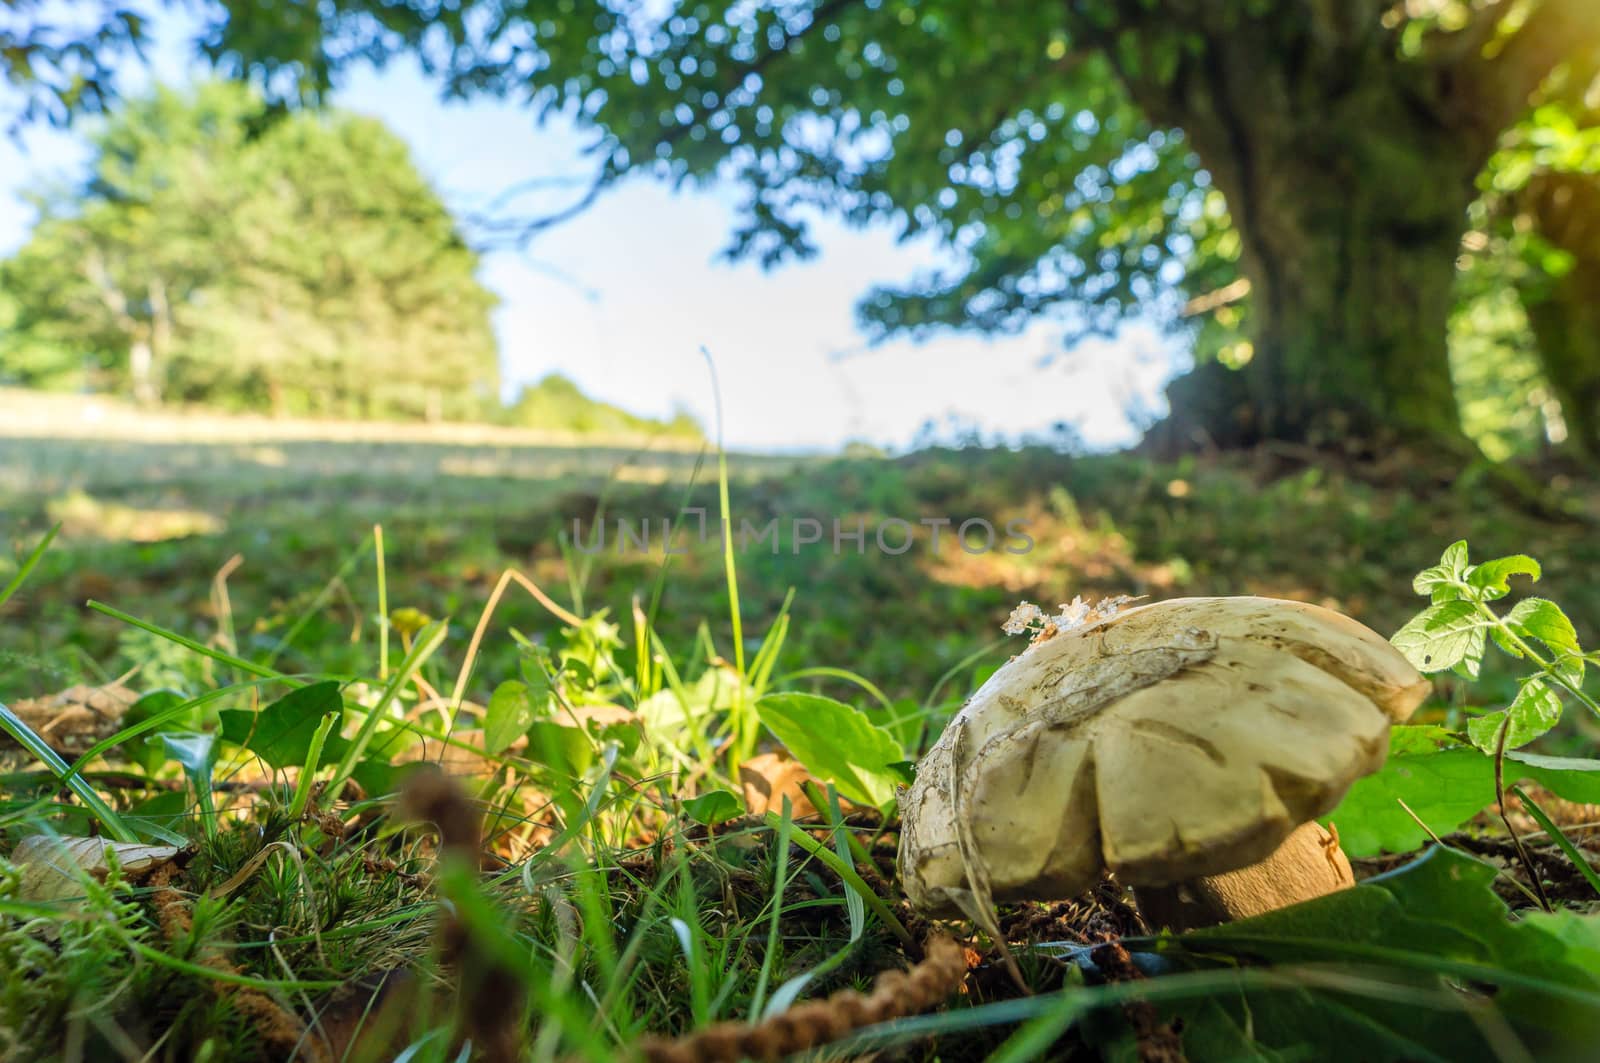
[1332, 740, 1600, 857]
[1324, 747, 1493, 856]
[756, 692, 906, 809]
[1389, 600, 1489, 673]
[349, 757, 403, 800]
[1507, 598, 1586, 683]
[1166, 848, 1600, 1059]
[683, 789, 743, 826]
[1464, 678, 1561, 753]
[483, 678, 552, 754]
[1507, 751, 1600, 804]
[219, 680, 348, 770]
[1466, 554, 1540, 598]
[1507, 597, 1581, 657]
[1386, 723, 1454, 755]
[524, 720, 594, 778]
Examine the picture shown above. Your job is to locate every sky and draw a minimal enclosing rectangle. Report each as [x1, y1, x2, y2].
[0, 15, 1183, 453]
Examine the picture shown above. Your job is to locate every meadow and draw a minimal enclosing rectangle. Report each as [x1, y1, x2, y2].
[3, 401, 1600, 1060]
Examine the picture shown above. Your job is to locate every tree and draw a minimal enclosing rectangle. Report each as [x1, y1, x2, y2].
[1481, 94, 1600, 461]
[504, 373, 705, 439]
[0, 81, 499, 419]
[6, 3, 1598, 453]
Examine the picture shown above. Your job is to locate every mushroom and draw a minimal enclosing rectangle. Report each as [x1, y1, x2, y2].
[897, 596, 1430, 931]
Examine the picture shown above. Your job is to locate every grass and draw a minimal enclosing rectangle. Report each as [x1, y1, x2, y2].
[3, 415, 1600, 1060]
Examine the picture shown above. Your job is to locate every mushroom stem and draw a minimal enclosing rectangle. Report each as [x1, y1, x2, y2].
[1132, 821, 1354, 932]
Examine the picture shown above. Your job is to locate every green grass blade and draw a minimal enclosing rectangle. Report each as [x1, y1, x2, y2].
[746, 587, 795, 696]
[748, 800, 795, 1020]
[0, 523, 58, 610]
[1510, 784, 1600, 898]
[0, 699, 137, 842]
[764, 810, 914, 949]
[701, 347, 750, 767]
[777, 665, 895, 714]
[327, 618, 447, 800]
[87, 600, 293, 682]
[287, 712, 338, 822]
[262, 534, 369, 667]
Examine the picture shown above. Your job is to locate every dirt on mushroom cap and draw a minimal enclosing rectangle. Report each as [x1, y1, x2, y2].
[898, 596, 1431, 913]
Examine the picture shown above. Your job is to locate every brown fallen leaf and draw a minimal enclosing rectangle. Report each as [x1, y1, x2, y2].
[739, 752, 820, 819]
[11, 835, 184, 903]
[4, 682, 139, 760]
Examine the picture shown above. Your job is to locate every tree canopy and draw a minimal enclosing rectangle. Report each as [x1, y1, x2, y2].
[0, 80, 500, 419]
[5, 2, 1598, 457]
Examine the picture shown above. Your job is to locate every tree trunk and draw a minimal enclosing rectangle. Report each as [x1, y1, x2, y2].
[1162, 203, 1469, 452]
[1120, 18, 1491, 455]
[129, 336, 158, 406]
[1518, 172, 1600, 461]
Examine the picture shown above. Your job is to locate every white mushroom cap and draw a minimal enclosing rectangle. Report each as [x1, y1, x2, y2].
[898, 596, 1430, 912]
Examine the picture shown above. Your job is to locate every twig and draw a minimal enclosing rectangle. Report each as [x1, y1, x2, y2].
[1399, 798, 1545, 909]
[1495, 719, 1553, 912]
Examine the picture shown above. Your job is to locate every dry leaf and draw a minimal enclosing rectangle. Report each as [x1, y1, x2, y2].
[11, 835, 183, 903]
[4, 682, 139, 759]
[739, 752, 819, 818]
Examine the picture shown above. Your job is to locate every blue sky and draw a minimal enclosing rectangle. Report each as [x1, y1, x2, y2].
[0, 14, 1182, 452]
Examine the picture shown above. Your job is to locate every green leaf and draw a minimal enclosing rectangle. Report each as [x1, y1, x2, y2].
[1449, 625, 1488, 679]
[1389, 600, 1489, 673]
[756, 693, 906, 809]
[219, 680, 348, 770]
[483, 678, 552, 754]
[1465, 678, 1562, 753]
[1170, 848, 1600, 1058]
[683, 789, 743, 826]
[1386, 723, 1454, 755]
[1325, 747, 1493, 856]
[1507, 597, 1581, 656]
[161, 730, 220, 840]
[349, 757, 402, 800]
[124, 689, 189, 775]
[1506, 597, 1585, 682]
[524, 720, 594, 778]
[1506, 751, 1600, 804]
[1411, 540, 1469, 599]
[1331, 739, 1600, 858]
[160, 732, 217, 780]
[1466, 553, 1540, 599]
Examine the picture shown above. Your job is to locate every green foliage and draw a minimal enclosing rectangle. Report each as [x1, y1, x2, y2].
[0, 81, 499, 419]
[6, 446, 1600, 1060]
[682, 789, 743, 826]
[485, 672, 557, 755]
[0, 2, 145, 128]
[1160, 847, 1600, 1058]
[756, 692, 907, 809]
[218, 681, 347, 770]
[1391, 540, 1590, 743]
[125, 0, 1594, 450]
[1330, 538, 1600, 857]
[504, 374, 703, 440]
